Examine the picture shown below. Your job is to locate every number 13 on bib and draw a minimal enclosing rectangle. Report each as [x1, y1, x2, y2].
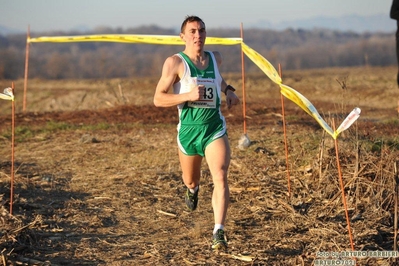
[188, 79, 217, 109]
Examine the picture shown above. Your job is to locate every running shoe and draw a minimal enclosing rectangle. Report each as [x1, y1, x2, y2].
[212, 229, 228, 250]
[185, 187, 199, 211]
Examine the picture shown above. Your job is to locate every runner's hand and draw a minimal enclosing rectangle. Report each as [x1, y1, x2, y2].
[187, 85, 204, 101]
[226, 90, 239, 109]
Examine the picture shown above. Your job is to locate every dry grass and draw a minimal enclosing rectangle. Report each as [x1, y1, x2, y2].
[0, 66, 398, 265]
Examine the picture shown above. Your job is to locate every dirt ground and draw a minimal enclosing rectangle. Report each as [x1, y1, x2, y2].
[0, 66, 399, 265]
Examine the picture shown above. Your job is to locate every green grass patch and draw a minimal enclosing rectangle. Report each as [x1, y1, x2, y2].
[365, 138, 399, 153]
[0, 121, 174, 142]
[1, 121, 111, 142]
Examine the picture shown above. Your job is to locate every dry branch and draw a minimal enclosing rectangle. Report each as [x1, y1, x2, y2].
[157, 210, 177, 217]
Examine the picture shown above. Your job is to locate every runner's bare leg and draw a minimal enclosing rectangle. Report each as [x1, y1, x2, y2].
[205, 135, 230, 225]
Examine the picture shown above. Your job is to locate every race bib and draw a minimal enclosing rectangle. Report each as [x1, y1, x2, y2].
[188, 78, 217, 109]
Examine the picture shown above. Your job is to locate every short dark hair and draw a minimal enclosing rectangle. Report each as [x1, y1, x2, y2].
[180, 16, 205, 33]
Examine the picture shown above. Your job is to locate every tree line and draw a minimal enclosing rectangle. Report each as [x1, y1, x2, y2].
[0, 25, 396, 80]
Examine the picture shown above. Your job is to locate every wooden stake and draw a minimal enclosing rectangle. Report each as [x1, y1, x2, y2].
[278, 64, 291, 199]
[318, 131, 326, 189]
[240, 23, 247, 135]
[394, 161, 398, 252]
[333, 119, 355, 252]
[10, 82, 15, 215]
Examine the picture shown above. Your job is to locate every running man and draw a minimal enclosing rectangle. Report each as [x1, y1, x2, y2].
[153, 15, 239, 250]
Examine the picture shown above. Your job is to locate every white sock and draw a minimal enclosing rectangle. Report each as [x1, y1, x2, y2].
[189, 186, 199, 194]
[213, 224, 224, 234]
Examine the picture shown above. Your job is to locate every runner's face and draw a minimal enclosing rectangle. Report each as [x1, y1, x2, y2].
[181, 21, 206, 50]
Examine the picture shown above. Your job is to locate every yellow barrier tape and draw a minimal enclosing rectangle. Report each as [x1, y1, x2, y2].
[241, 43, 358, 139]
[241, 42, 282, 84]
[279, 84, 335, 138]
[0, 94, 13, 101]
[26, 33, 359, 138]
[334, 107, 361, 139]
[28, 34, 242, 45]
[0, 87, 14, 101]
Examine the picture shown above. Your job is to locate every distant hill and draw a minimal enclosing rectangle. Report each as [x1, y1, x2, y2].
[0, 25, 24, 35]
[0, 14, 397, 80]
[250, 14, 397, 33]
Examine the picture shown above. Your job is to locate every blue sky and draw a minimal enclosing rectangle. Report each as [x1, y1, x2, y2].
[0, 0, 394, 32]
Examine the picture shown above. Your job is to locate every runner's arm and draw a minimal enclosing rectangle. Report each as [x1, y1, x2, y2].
[154, 55, 201, 107]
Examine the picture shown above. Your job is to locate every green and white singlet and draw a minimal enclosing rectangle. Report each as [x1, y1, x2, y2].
[174, 51, 227, 156]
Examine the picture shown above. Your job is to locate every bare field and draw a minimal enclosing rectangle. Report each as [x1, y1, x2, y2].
[0, 66, 399, 265]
